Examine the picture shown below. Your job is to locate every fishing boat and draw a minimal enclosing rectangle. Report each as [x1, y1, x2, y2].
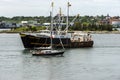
[20, 2, 94, 49]
[32, 2, 65, 56]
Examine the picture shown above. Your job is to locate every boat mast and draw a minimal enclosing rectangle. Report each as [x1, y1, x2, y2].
[58, 7, 62, 34]
[51, 2, 54, 49]
[66, 2, 71, 33]
[58, 8, 61, 31]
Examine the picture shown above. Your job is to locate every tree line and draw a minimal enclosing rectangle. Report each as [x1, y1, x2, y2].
[70, 22, 113, 31]
[0, 15, 116, 31]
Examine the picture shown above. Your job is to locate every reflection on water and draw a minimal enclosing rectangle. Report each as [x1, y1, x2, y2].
[0, 34, 120, 80]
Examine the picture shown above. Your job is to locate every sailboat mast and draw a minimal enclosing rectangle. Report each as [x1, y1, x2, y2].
[51, 2, 54, 49]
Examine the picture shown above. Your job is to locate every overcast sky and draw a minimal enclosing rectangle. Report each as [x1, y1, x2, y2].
[0, 0, 120, 17]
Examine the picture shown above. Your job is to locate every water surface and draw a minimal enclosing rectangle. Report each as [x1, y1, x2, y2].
[0, 33, 120, 80]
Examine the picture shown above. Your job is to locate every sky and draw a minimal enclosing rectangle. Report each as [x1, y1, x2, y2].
[0, 0, 120, 17]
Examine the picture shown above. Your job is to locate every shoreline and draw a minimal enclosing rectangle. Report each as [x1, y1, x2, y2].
[0, 30, 120, 34]
[83, 31, 120, 34]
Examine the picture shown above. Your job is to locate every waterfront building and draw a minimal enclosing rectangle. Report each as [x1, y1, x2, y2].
[21, 20, 38, 26]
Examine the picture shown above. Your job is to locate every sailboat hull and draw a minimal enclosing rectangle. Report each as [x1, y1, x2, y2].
[32, 50, 64, 56]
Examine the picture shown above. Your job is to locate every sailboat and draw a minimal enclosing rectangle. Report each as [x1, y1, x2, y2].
[32, 2, 65, 56]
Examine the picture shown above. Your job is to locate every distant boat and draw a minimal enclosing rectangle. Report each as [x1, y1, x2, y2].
[32, 2, 65, 56]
